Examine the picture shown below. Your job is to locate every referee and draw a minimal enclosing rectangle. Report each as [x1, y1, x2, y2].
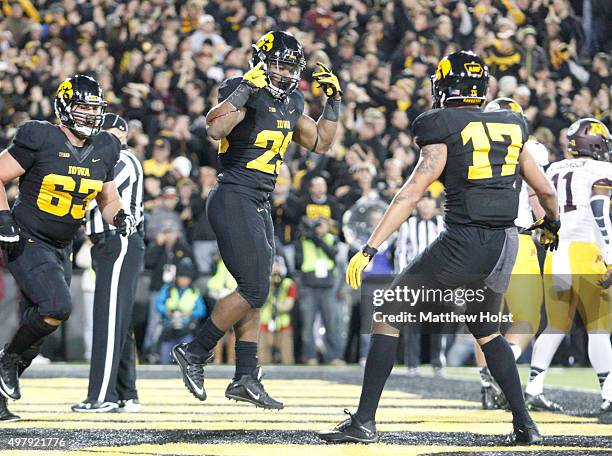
[72, 114, 145, 412]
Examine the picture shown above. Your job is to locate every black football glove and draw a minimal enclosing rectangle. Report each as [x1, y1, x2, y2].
[527, 216, 561, 251]
[113, 209, 137, 237]
[600, 265, 612, 289]
[0, 210, 19, 252]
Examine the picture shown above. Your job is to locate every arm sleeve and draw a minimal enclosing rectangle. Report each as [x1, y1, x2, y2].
[590, 194, 612, 264]
[218, 77, 243, 103]
[6, 121, 46, 170]
[412, 110, 451, 148]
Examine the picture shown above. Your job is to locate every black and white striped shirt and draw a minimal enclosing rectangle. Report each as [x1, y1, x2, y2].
[86, 146, 144, 235]
[395, 215, 444, 272]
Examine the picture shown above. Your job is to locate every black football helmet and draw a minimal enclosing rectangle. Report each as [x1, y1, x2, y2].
[54, 74, 107, 138]
[484, 97, 524, 115]
[250, 31, 306, 100]
[431, 51, 489, 109]
[567, 118, 612, 162]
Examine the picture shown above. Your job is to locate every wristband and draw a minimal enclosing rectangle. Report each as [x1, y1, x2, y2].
[322, 97, 341, 122]
[226, 82, 254, 109]
[361, 244, 378, 258]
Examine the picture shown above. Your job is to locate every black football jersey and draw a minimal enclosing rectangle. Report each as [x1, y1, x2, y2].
[412, 108, 529, 229]
[7, 120, 120, 247]
[217, 77, 305, 192]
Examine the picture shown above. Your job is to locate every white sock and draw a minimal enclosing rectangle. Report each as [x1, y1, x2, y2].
[525, 331, 565, 396]
[510, 343, 522, 361]
[587, 332, 612, 401]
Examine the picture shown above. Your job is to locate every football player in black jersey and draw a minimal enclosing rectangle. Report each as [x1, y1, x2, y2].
[172, 31, 341, 410]
[318, 51, 560, 444]
[0, 75, 136, 421]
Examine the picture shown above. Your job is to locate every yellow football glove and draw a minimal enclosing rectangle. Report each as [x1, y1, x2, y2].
[527, 216, 561, 251]
[313, 62, 342, 98]
[242, 61, 268, 90]
[346, 246, 377, 289]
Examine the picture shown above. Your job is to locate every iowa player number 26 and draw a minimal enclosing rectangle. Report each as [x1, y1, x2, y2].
[462, 122, 522, 180]
[247, 130, 293, 175]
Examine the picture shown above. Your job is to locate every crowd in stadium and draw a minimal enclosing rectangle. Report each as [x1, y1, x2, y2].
[0, 0, 610, 366]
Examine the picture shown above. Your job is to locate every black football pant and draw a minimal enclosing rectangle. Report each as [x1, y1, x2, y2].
[86, 231, 144, 403]
[5, 234, 72, 373]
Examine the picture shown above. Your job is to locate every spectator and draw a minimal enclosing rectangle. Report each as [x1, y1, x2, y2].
[143, 220, 195, 362]
[259, 256, 296, 365]
[155, 258, 206, 364]
[146, 187, 183, 242]
[295, 217, 342, 365]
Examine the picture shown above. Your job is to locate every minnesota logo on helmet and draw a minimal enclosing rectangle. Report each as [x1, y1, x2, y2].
[431, 51, 489, 109]
[567, 118, 612, 162]
[250, 31, 306, 100]
[484, 97, 524, 115]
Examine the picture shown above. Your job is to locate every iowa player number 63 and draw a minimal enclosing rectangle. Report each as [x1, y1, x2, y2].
[36, 174, 103, 219]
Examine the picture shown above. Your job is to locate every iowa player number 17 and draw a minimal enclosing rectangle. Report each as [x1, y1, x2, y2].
[462, 121, 522, 180]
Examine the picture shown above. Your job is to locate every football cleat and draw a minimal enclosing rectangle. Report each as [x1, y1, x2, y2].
[506, 421, 542, 445]
[0, 396, 20, 422]
[525, 393, 564, 412]
[118, 399, 141, 413]
[600, 399, 611, 413]
[172, 343, 214, 401]
[0, 348, 21, 400]
[317, 409, 379, 444]
[480, 367, 508, 409]
[225, 366, 283, 410]
[71, 399, 119, 413]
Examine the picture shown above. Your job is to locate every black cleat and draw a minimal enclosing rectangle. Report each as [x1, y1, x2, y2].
[0, 396, 19, 422]
[172, 343, 214, 401]
[0, 348, 21, 400]
[600, 399, 611, 413]
[225, 366, 283, 410]
[318, 409, 379, 444]
[525, 393, 563, 412]
[71, 399, 119, 413]
[506, 421, 542, 445]
[480, 367, 508, 409]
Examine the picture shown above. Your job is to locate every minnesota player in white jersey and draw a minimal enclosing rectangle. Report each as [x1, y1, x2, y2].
[525, 118, 612, 413]
[476, 98, 549, 409]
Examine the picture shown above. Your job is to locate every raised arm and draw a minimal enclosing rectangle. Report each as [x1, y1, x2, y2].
[346, 143, 447, 289]
[293, 63, 341, 154]
[206, 63, 266, 140]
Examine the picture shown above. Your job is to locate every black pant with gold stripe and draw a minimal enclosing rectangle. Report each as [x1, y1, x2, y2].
[86, 230, 144, 403]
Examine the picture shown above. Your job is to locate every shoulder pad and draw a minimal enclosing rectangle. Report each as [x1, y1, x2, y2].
[12, 120, 54, 152]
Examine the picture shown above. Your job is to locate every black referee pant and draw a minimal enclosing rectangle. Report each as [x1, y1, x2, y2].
[86, 230, 144, 403]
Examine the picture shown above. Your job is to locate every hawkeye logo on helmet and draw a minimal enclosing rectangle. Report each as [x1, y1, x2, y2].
[464, 63, 484, 77]
[57, 80, 73, 100]
[435, 59, 452, 80]
[256, 33, 274, 52]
